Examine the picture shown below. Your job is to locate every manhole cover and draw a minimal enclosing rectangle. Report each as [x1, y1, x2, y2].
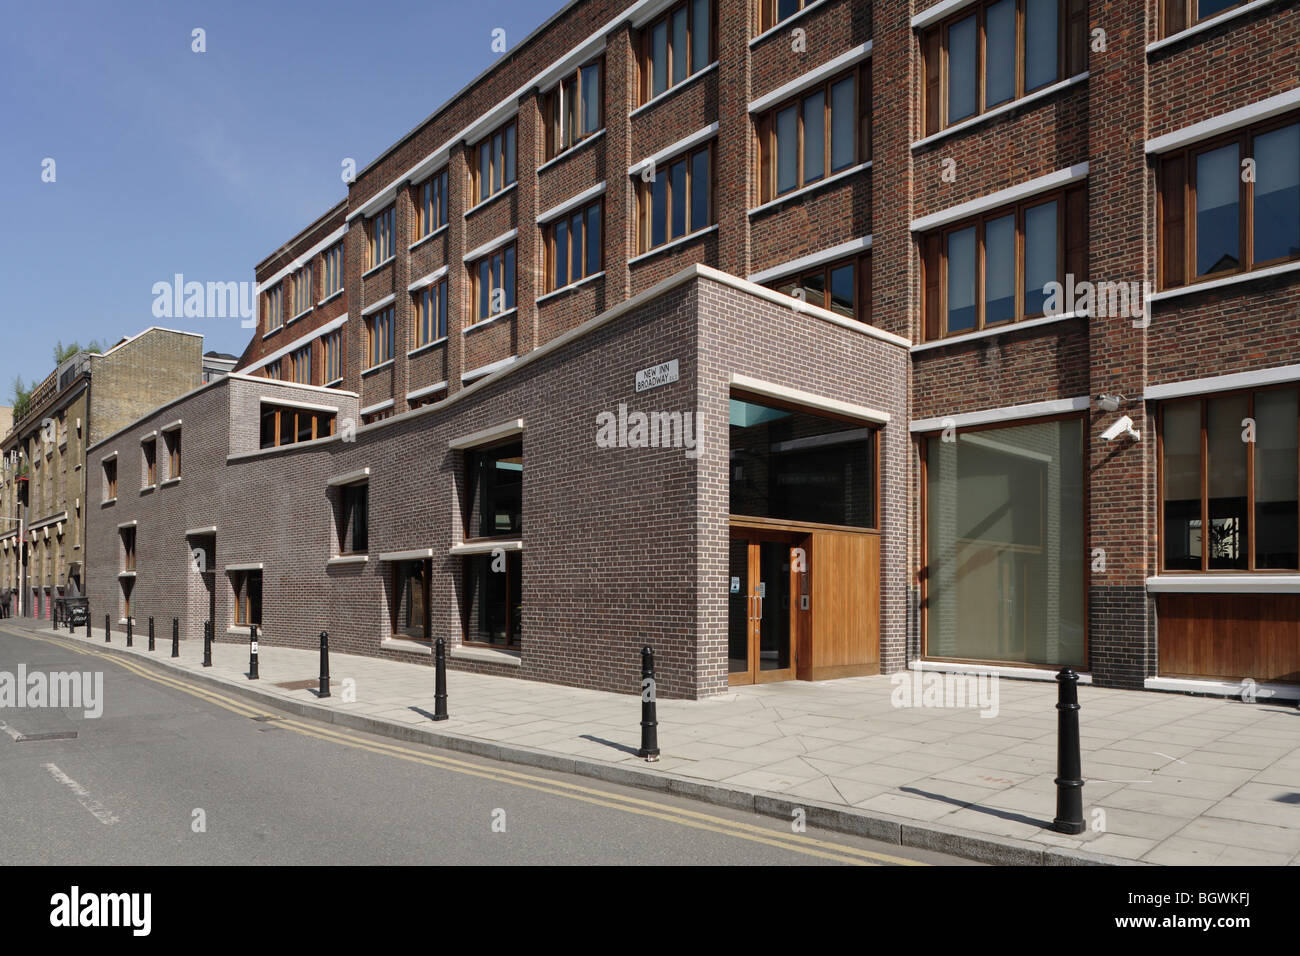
[16, 731, 78, 742]
[250, 715, 284, 723]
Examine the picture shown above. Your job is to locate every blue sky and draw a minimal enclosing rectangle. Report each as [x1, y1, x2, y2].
[0, 0, 553, 401]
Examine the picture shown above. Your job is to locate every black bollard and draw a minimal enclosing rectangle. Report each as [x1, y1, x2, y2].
[148, 617, 155, 652]
[202, 621, 212, 667]
[171, 618, 179, 658]
[318, 632, 330, 698]
[1052, 667, 1085, 834]
[432, 637, 448, 721]
[105, 614, 111, 643]
[248, 625, 259, 680]
[126, 617, 133, 647]
[638, 646, 660, 761]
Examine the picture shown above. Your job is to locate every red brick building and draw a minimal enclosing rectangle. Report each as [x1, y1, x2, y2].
[90, 0, 1300, 698]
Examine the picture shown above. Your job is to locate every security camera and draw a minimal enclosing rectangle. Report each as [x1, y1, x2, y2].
[1096, 394, 1125, 412]
[1101, 415, 1140, 442]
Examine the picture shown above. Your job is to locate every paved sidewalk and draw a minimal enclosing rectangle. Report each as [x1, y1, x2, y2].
[12, 618, 1300, 865]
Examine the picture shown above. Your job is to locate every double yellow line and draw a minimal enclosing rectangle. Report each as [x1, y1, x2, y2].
[10, 628, 925, 866]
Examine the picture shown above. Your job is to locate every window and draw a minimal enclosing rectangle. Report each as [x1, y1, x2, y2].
[921, 0, 1087, 136]
[323, 243, 344, 298]
[142, 438, 157, 487]
[266, 359, 283, 381]
[369, 206, 395, 267]
[1160, 387, 1299, 572]
[767, 252, 871, 322]
[259, 403, 336, 449]
[467, 440, 523, 539]
[730, 395, 877, 528]
[1161, 0, 1250, 36]
[547, 201, 603, 291]
[641, 0, 713, 102]
[121, 527, 136, 572]
[164, 429, 181, 479]
[323, 331, 342, 384]
[291, 265, 313, 317]
[288, 345, 312, 385]
[414, 281, 448, 347]
[637, 144, 712, 253]
[338, 483, 368, 554]
[362, 409, 394, 425]
[923, 417, 1086, 666]
[409, 389, 447, 410]
[757, 67, 870, 202]
[920, 184, 1087, 339]
[416, 170, 448, 239]
[545, 59, 603, 161]
[103, 459, 117, 500]
[1158, 115, 1300, 291]
[463, 550, 521, 648]
[757, 0, 816, 33]
[233, 571, 262, 627]
[470, 245, 516, 323]
[392, 559, 431, 640]
[263, 284, 283, 333]
[121, 579, 134, 622]
[367, 306, 395, 367]
[472, 121, 517, 206]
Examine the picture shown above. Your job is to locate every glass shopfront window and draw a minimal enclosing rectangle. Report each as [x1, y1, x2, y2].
[729, 397, 876, 528]
[924, 418, 1085, 667]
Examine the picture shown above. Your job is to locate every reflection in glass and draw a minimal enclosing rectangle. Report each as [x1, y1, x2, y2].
[1196, 144, 1240, 276]
[948, 15, 977, 122]
[1162, 401, 1201, 570]
[1024, 201, 1058, 316]
[1254, 388, 1299, 569]
[985, 214, 1015, 324]
[1252, 123, 1300, 264]
[1207, 394, 1248, 569]
[947, 225, 977, 332]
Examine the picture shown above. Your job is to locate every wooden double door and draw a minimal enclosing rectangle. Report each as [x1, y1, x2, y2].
[728, 529, 808, 685]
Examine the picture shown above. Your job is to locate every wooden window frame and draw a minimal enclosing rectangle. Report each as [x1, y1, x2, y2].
[391, 558, 432, 641]
[1158, 112, 1300, 292]
[544, 58, 605, 161]
[414, 280, 449, 347]
[640, 0, 715, 104]
[291, 345, 313, 385]
[461, 550, 522, 649]
[122, 527, 136, 572]
[259, 404, 337, 450]
[366, 307, 395, 368]
[921, 184, 1087, 341]
[104, 459, 117, 499]
[757, 0, 814, 34]
[264, 284, 283, 333]
[291, 264, 314, 316]
[1157, 384, 1300, 574]
[756, 66, 870, 204]
[142, 438, 157, 487]
[1161, 0, 1251, 37]
[368, 206, 395, 268]
[164, 429, 181, 479]
[233, 570, 262, 627]
[921, 0, 1086, 137]
[323, 243, 344, 297]
[415, 170, 449, 239]
[766, 252, 872, 323]
[323, 331, 342, 384]
[636, 143, 714, 254]
[471, 121, 518, 207]
[545, 200, 604, 292]
[469, 245, 516, 324]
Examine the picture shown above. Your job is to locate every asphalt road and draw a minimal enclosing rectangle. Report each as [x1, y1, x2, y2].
[0, 625, 973, 866]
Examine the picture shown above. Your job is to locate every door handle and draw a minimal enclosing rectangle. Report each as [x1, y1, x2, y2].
[755, 594, 763, 620]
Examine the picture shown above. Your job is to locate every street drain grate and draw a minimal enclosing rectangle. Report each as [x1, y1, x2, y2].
[16, 732, 78, 742]
[250, 715, 284, 722]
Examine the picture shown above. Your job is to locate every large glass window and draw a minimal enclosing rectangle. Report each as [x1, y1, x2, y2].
[1159, 116, 1300, 289]
[758, 68, 867, 203]
[768, 252, 871, 323]
[637, 144, 712, 253]
[464, 551, 521, 648]
[547, 201, 603, 291]
[923, 0, 1084, 135]
[642, 0, 712, 102]
[416, 170, 448, 239]
[263, 284, 283, 333]
[369, 206, 395, 267]
[234, 571, 262, 627]
[392, 560, 430, 640]
[471, 245, 516, 323]
[415, 281, 448, 346]
[473, 122, 517, 205]
[367, 306, 394, 367]
[923, 185, 1085, 340]
[545, 60, 603, 160]
[322, 243, 344, 298]
[340, 483, 368, 554]
[924, 418, 1086, 667]
[259, 404, 335, 449]
[1160, 387, 1300, 572]
[468, 440, 523, 539]
[729, 397, 876, 528]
